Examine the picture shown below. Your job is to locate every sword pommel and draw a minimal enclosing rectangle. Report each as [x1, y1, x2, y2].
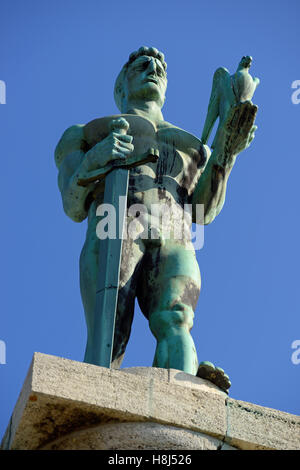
[109, 117, 130, 135]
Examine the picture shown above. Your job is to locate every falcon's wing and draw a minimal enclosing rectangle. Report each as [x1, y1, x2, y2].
[201, 67, 230, 145]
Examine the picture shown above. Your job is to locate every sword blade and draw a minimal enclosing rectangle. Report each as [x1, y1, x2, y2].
[91, 167, 129, 367]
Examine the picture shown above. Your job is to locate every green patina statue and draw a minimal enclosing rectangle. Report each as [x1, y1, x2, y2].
[55, 47, 259, 393]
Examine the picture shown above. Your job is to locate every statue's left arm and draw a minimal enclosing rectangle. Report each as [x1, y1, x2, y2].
[192, 101, 257, 224]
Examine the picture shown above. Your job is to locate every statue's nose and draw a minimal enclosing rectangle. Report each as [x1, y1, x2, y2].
[146, 58, 157, 74]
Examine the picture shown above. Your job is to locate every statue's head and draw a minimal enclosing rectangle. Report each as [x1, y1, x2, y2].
[239, 55, 253, 69]
[114, 46, 167, 112]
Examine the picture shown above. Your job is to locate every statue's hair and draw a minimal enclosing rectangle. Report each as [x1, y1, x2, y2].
[114, 46, 167, 111]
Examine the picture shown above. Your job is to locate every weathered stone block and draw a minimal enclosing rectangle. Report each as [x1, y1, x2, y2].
[41, 422, 223, 450]
[1, 353, 227, 450]
[1, 353, 299, 450]
[225, 398, 300, 450]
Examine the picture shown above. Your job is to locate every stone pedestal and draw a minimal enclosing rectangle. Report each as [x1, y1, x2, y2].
[1, 353, 300, 450]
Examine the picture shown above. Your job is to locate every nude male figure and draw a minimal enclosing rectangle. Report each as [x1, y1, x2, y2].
[55, 47, 257, 389]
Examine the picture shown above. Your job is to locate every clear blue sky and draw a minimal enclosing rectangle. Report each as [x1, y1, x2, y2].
[1, 0, 299, 440]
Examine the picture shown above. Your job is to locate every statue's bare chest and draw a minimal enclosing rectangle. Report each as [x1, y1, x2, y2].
[131, 125, 207, 196]
[84, 114, 208, 199]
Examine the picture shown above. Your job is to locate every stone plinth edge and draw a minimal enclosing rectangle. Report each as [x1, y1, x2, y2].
[1, 353, 299, 450]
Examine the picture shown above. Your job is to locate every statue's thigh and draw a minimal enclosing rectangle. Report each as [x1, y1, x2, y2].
[80, 234, 144, 330]
[137, 241, 201, 319]
[112, 237, 145, 359]
[116, 236, 145, 321]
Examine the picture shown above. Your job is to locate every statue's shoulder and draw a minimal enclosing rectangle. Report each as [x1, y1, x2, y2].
[157, 120, 211, 166]
[156, 120, 189, 137]
[156, 120, 177, 131]
[55, 124, 86, 168]
[157, 120, 202, 147]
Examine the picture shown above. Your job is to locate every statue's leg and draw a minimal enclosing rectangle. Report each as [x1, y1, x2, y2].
[111, 236, 145, 367]
[137, 240, 201, 375]
[80, 228, 145, 368]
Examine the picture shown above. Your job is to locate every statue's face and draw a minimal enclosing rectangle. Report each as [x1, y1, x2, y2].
[123, 55, 167, 107]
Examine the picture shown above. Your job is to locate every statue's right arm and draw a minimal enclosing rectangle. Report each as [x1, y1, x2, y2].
[55, 125, 94, 223]
[55, 124, 134, 222]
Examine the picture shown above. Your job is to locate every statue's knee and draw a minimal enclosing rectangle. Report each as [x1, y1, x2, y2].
[149, 303, 194, 337]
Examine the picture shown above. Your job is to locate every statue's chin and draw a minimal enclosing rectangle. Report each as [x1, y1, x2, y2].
[126, 83, 164, 105]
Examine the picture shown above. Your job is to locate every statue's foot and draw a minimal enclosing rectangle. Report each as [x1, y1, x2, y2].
[196, 361, 231, 394]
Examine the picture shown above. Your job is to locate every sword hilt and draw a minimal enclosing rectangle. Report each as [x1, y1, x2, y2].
[78, 117, 159, 188]
[109, 117, 130, 136]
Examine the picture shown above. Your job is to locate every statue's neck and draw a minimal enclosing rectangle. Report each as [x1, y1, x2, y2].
[123, 100, 164, 126]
